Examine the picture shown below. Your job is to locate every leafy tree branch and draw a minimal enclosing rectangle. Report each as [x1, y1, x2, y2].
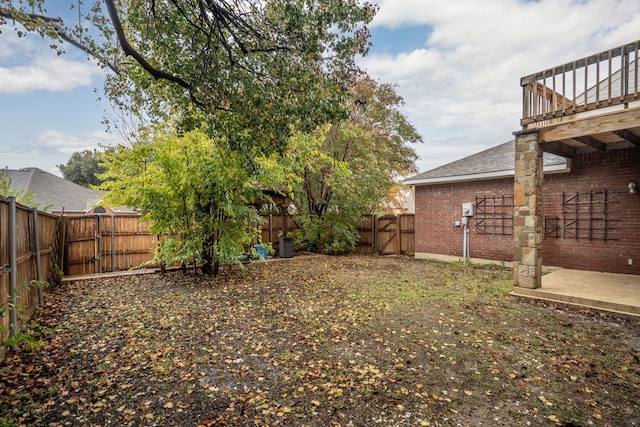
[1, 1, 378, 156]
[0, 6, 119, 73]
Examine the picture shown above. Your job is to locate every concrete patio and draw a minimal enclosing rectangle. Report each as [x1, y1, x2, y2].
[511, 268, 640, 317]
[416, 253, 640, 317]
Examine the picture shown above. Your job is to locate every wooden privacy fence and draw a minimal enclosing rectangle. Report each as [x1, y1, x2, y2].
[64, 214, 157, 276]
[63, 212, 415, 276]
[258, 213, 414, 255]
[1, 197, 60, 357]
[258, 213, 297, 253]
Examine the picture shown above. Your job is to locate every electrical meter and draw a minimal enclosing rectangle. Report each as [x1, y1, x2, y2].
[462, 202, 473, 217]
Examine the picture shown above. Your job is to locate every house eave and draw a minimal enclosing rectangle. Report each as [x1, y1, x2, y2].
[404, 162, 571, 186]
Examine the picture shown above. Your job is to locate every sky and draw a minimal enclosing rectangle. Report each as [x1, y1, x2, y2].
[1, 0, 640, 177]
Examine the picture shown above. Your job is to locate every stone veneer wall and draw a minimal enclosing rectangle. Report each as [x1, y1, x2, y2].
[513, 131, 543, 289]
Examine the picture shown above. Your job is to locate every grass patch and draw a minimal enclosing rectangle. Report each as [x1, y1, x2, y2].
[0, 255, 638, 426]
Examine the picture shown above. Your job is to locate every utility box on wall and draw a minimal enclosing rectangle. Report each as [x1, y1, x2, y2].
[462, 202, 474, 217]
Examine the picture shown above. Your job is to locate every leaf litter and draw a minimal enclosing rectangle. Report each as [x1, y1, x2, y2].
[1, 255, 639, 426]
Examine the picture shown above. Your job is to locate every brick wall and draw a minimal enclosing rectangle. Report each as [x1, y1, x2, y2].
[543, 148, 640, 274]
[414, 178, 514, 261]
[414, 147, 640, 274]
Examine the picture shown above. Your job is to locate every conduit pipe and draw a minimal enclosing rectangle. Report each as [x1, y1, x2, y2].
[462, 217, 470, 264]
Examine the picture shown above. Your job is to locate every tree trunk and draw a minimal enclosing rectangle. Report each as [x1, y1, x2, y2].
[213, 259, 220, 276]
[201, 222, 216, 276]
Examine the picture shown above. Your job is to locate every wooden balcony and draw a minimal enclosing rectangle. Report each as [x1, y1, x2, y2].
[520, 40, 640, 158]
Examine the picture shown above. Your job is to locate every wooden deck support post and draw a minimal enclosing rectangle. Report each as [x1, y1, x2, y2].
[513, 129, 543, 289]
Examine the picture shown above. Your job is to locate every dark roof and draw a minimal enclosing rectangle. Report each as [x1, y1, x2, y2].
[404, 140, 568, 186]
[2, 167, 104, 212]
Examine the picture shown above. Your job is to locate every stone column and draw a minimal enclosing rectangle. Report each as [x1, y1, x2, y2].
[513, 129, 543, 289]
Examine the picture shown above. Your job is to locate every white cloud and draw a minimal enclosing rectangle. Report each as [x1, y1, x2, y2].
[34, 129, 116, 154]
[0, 30, 26, 60]
[1, 129, 117, 176]
[361, 0, 640, 172]
[0, 56, 100, 94]
[0, 24, 102, 94]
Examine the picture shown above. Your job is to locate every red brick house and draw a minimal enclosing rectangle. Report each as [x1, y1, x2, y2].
[405, 139, 640, 275]
[407, 40, 640, 284]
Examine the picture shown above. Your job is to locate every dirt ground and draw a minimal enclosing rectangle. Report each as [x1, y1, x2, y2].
[1, 255, 639, 426]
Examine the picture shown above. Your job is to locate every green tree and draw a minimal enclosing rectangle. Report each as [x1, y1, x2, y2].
[98, 122, 282, 275]
[288, 77, 421, 254]
[2, 1, 377, 159]
[58, 149, 106, 187]
[0, 172, 39, 207]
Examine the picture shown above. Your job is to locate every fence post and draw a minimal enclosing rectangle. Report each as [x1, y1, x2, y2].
[371, 213, 376, 254]
[8, 197, 18, 350]
[111, 215, 115, 272]
[398, 214, 403, 254]
[32, 208, 43, 307]
[96, 215, 102, 274]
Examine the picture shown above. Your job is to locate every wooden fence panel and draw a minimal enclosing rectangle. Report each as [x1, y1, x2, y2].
[399, 214, 415, 254]
[37, 214, 52, 282]
[259, 214, 298, 253]
[65, 215, 158, 276]
[98, 215, 157, 272]
[377, 215, 399, 255]
[65, 216, 98, 276]
[260, 214, 284, 250]
[0, 201, 9, 349]
[1, 198, 58, 359]
[15, 207, 38, 321]
[350, 213, 415, 255]
[356, 215, 376, 254]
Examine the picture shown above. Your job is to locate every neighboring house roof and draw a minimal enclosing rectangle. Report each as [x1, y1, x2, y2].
[581, 59, 637, 105]
[404, 140, 570, 186]
[2, 167, 104, 212]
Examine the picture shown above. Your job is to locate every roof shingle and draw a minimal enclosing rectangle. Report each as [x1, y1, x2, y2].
[2, 167, 103, 212]
[405, 140, 567, 185]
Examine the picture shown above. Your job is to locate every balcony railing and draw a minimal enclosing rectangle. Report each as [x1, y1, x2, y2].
[521, 40, 640, 127]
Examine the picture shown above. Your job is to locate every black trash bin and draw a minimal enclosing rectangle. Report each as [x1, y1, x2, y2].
[279, 236, 294, 258]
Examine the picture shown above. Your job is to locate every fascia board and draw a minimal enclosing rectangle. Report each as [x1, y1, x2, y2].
[404, 162, 571, 186]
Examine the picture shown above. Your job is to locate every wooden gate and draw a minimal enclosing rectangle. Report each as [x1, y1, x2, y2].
[356, 214, 414, 255]
[377, 215, 398, 254]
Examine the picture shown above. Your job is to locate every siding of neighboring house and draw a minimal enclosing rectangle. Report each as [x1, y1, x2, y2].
[412, 147, 640, 275]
